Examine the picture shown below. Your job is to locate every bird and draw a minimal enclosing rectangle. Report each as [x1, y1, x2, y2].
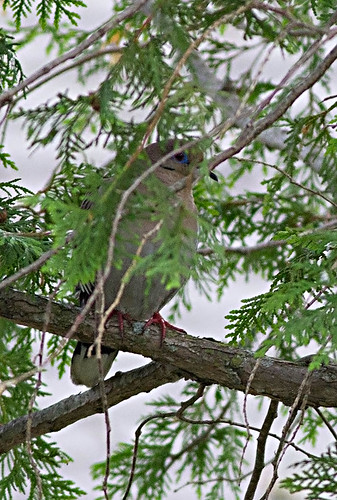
[70, 139, 217, 387]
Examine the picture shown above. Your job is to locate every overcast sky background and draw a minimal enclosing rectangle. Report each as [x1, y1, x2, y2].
[2, 2, 334, 499]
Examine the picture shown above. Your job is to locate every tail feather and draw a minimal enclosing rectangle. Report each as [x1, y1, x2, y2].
[71, 342, 118, 387]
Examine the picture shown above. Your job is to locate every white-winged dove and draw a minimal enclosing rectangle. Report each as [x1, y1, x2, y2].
[71, 140, 216, 387]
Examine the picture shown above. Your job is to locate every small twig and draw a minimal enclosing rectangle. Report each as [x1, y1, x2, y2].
[167, 397, 233, 467]
[235, 156, 337, 208]
[26, 280, 63, 500]
[244, 400, 279, 500]
[0, 101, 12, 128]
[305, 285, 331, 309]
[0, 366, 43, 397]
[121, 411, 175, 500]
[198, 240, 287, 256]
[15, 45, 124, 99]
[314, 407, 337, 441]
[122, 384, 206, 499]
[259, 370, 312, 500]
[172, 414, 313, 459]
[0, 230, 52, 238]
[198, 216, 337, 257]
[176, 384, 206, 418]
[239, 358, 262, 478]
[174, 465, 266, 492]
[90, 271, 111, 500]
[102, 403, 111, 500]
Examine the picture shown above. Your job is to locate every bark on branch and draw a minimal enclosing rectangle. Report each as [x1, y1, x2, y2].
[1, 287, 337, 409]
[0, 361, 182, 454]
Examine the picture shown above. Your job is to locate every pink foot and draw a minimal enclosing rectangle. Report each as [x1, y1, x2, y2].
[106, 309, 127, 337]
[144, 312, 186, 346]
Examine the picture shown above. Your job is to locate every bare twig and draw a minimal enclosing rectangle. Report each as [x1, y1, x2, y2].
[198, 240, 288, 256]
[26, 280, 64, 500]
[121, 411, 174, 500]
[239, 359, 263, 480]
[235, 156, 337, 208]
[305, 285, 331, 310]
[93, 271, 111, 500]
[259, 371, 312, 500]
[176, 384, 206, 417]
[198, 217, 337, 257]
[314, 407, 337, 441]
[15, 45, 124, 98]
[174, 414, 313, 459]
[167, 395, 235, 468]
[173, 464, 272, 493]
[244, 400, 279, 500]
[122, 384, 206, 499]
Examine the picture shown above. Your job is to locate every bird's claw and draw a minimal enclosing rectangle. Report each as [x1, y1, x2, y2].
[144, 312, 186, 346]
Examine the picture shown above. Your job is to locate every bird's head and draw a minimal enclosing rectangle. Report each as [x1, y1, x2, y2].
[145, 139, 218, 183]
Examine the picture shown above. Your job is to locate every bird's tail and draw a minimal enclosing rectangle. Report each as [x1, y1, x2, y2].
[71, 342, 118, 387]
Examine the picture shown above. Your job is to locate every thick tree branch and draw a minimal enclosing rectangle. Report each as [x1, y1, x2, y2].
[0, 362, 182, 454]
[1, 288, 337, 410]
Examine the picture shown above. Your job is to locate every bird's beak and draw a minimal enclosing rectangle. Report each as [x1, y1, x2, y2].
[209, 171, 218, 181]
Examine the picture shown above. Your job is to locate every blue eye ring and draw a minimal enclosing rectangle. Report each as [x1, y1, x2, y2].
[174, 151, 189, 164]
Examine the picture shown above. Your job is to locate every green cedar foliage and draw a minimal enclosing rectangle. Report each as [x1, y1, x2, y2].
[0, 0, 337, 499]
[92, 385, 244, 500]
[281, 445, 337, 499]
[0, 30, 24, 91]
[0, 436, 86, 499]
[2, 0, 86, 29]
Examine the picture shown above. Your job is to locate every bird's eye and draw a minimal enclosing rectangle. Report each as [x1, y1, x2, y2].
[174, 151, 189, 164]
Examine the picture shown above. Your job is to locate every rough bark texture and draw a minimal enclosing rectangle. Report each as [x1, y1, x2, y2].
[1, 288, 337, 404]
[0, 287, 337, 453]
[0, 361, 182, 453]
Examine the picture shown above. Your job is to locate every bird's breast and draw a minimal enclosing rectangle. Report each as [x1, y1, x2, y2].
[103, 197, 197, 320]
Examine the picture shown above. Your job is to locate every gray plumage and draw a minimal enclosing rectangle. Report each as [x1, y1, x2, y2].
[71, 140, 203, 387]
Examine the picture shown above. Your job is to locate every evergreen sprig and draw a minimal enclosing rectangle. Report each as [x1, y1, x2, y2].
[281, 444, 337, 499]
[2, 0, 86, 29]
[0, 30, 24, 91]
[0, 438, 86, 499]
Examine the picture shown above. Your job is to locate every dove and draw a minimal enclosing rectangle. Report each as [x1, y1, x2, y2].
[71, 140, 217, 387]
